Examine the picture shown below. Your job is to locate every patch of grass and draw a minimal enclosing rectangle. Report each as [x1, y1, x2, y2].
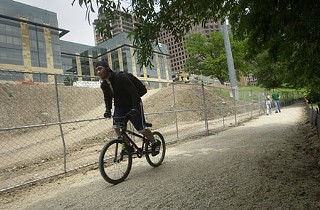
[238, 86, 265, 91]
[239, 86, 302, 92]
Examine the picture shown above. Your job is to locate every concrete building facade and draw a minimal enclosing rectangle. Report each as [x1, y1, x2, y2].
[0, 0, 172, 86]
[94, 10, 138, 45]
[63, 33, 172, 87]
[0, 0, 68, 82]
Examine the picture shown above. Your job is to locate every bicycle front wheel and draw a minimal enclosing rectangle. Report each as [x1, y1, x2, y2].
[99, 139, 132, 184]
[145, 131, 166, 167]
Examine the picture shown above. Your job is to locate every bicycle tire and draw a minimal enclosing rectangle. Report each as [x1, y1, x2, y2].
[145, 131, 166, 167]
[99, 139, 132, 184]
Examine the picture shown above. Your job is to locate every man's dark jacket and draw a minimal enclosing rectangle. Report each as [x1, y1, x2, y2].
[100, 72, 141, 111]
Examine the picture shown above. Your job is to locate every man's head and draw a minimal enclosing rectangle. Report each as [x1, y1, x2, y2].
[95, 61, 112, 80]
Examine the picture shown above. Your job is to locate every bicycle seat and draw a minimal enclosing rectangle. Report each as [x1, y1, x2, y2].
[145, 122, 152, 127]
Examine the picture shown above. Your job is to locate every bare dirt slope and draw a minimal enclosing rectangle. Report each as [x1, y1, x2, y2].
[0, 83, 103, 128]
[1, 103, 320, 209]
[0, 83, 233, 128]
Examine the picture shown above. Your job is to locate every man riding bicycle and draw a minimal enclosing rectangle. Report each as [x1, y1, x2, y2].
[95, 60, 160, 156]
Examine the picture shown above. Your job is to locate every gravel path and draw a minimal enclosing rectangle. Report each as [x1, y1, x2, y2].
[2, 102, 320, 210]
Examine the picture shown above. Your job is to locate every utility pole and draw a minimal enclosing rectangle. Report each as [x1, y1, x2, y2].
[222, 20, 239, 100]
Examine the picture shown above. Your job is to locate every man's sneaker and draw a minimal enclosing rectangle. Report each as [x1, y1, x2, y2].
[122, 144, 134, 155]
[128, 145, 134, 153]
[151, 140, 161, 156]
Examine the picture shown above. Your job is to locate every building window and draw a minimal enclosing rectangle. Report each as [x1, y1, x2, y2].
[29, 26, 47, 67]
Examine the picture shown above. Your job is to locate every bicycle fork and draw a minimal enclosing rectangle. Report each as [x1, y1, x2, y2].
[112, 142, 123, 163]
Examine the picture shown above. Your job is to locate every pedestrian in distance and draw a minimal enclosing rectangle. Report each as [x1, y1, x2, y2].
[95, 60, 161, 155]
[265, 93, 272, 115]
[271, 89, 281, 113]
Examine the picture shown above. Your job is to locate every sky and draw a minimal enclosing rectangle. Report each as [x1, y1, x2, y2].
[15, 0, 98, 46]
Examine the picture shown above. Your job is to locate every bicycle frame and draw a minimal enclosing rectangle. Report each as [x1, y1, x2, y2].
[99, 110, 165, 184]
[119, 128, 151, 158]
[114, 109, 153, 158]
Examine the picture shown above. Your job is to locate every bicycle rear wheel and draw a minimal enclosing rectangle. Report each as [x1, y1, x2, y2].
[145, 131, 166, 167]
[99, 139, 132, 184]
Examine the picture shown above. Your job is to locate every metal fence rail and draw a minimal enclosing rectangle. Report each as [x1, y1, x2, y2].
[0, 70, 303, 192]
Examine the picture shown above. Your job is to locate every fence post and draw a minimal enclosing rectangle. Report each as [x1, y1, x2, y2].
[250, 90, 253, 118]
[260, 91, 264, 115]
[317, 113, 320, 139]
[222, 104, 225, 127]
[54, 75, 67, 173]
[172, 83, 179, 139]
[233, 88, 237, 125]
[201, 82, 209, 135]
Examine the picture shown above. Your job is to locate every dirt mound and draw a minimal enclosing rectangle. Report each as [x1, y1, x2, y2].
[0, 83, 103, 128]
[143, 84, 233, 127]
[0, 83, 233, 129]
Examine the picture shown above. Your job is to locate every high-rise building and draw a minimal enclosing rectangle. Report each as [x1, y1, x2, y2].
[159, 21, 222, 74]
[94, 10, 138, 45]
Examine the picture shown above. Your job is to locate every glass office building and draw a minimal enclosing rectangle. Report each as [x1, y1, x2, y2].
[0, 0, 68, 82]
[0, 0, 172, 85]
[60, 33, 172, 87]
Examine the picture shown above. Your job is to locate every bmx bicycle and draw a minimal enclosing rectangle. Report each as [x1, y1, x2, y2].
[99, 110, 166, 184]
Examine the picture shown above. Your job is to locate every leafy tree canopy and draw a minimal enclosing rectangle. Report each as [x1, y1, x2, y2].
[252, 51, 283, 89]
[228, 0, 320, 92]
[184, 32, 248, 85]
[73, 0, 320, 93]
[72, 0, 232, 67]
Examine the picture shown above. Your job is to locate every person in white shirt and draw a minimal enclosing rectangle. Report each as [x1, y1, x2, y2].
[265, 94, 272, 115]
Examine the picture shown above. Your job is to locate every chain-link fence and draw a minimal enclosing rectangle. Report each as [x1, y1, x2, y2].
[306, 102, 320, 139]
[0, 70, 303, 192]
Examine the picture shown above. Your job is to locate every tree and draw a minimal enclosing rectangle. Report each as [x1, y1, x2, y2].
[228, 0, 320, 92]
[72, 0, 232, 67]
[184, 33, 227, 84]
[252, 51, 283, 89]
[184, 32, 249, 85]
[73, 0, 320, 94]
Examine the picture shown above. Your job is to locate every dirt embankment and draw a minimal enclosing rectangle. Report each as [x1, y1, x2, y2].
[0, 83, 233, 129]
[0, 84, 102, 128]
